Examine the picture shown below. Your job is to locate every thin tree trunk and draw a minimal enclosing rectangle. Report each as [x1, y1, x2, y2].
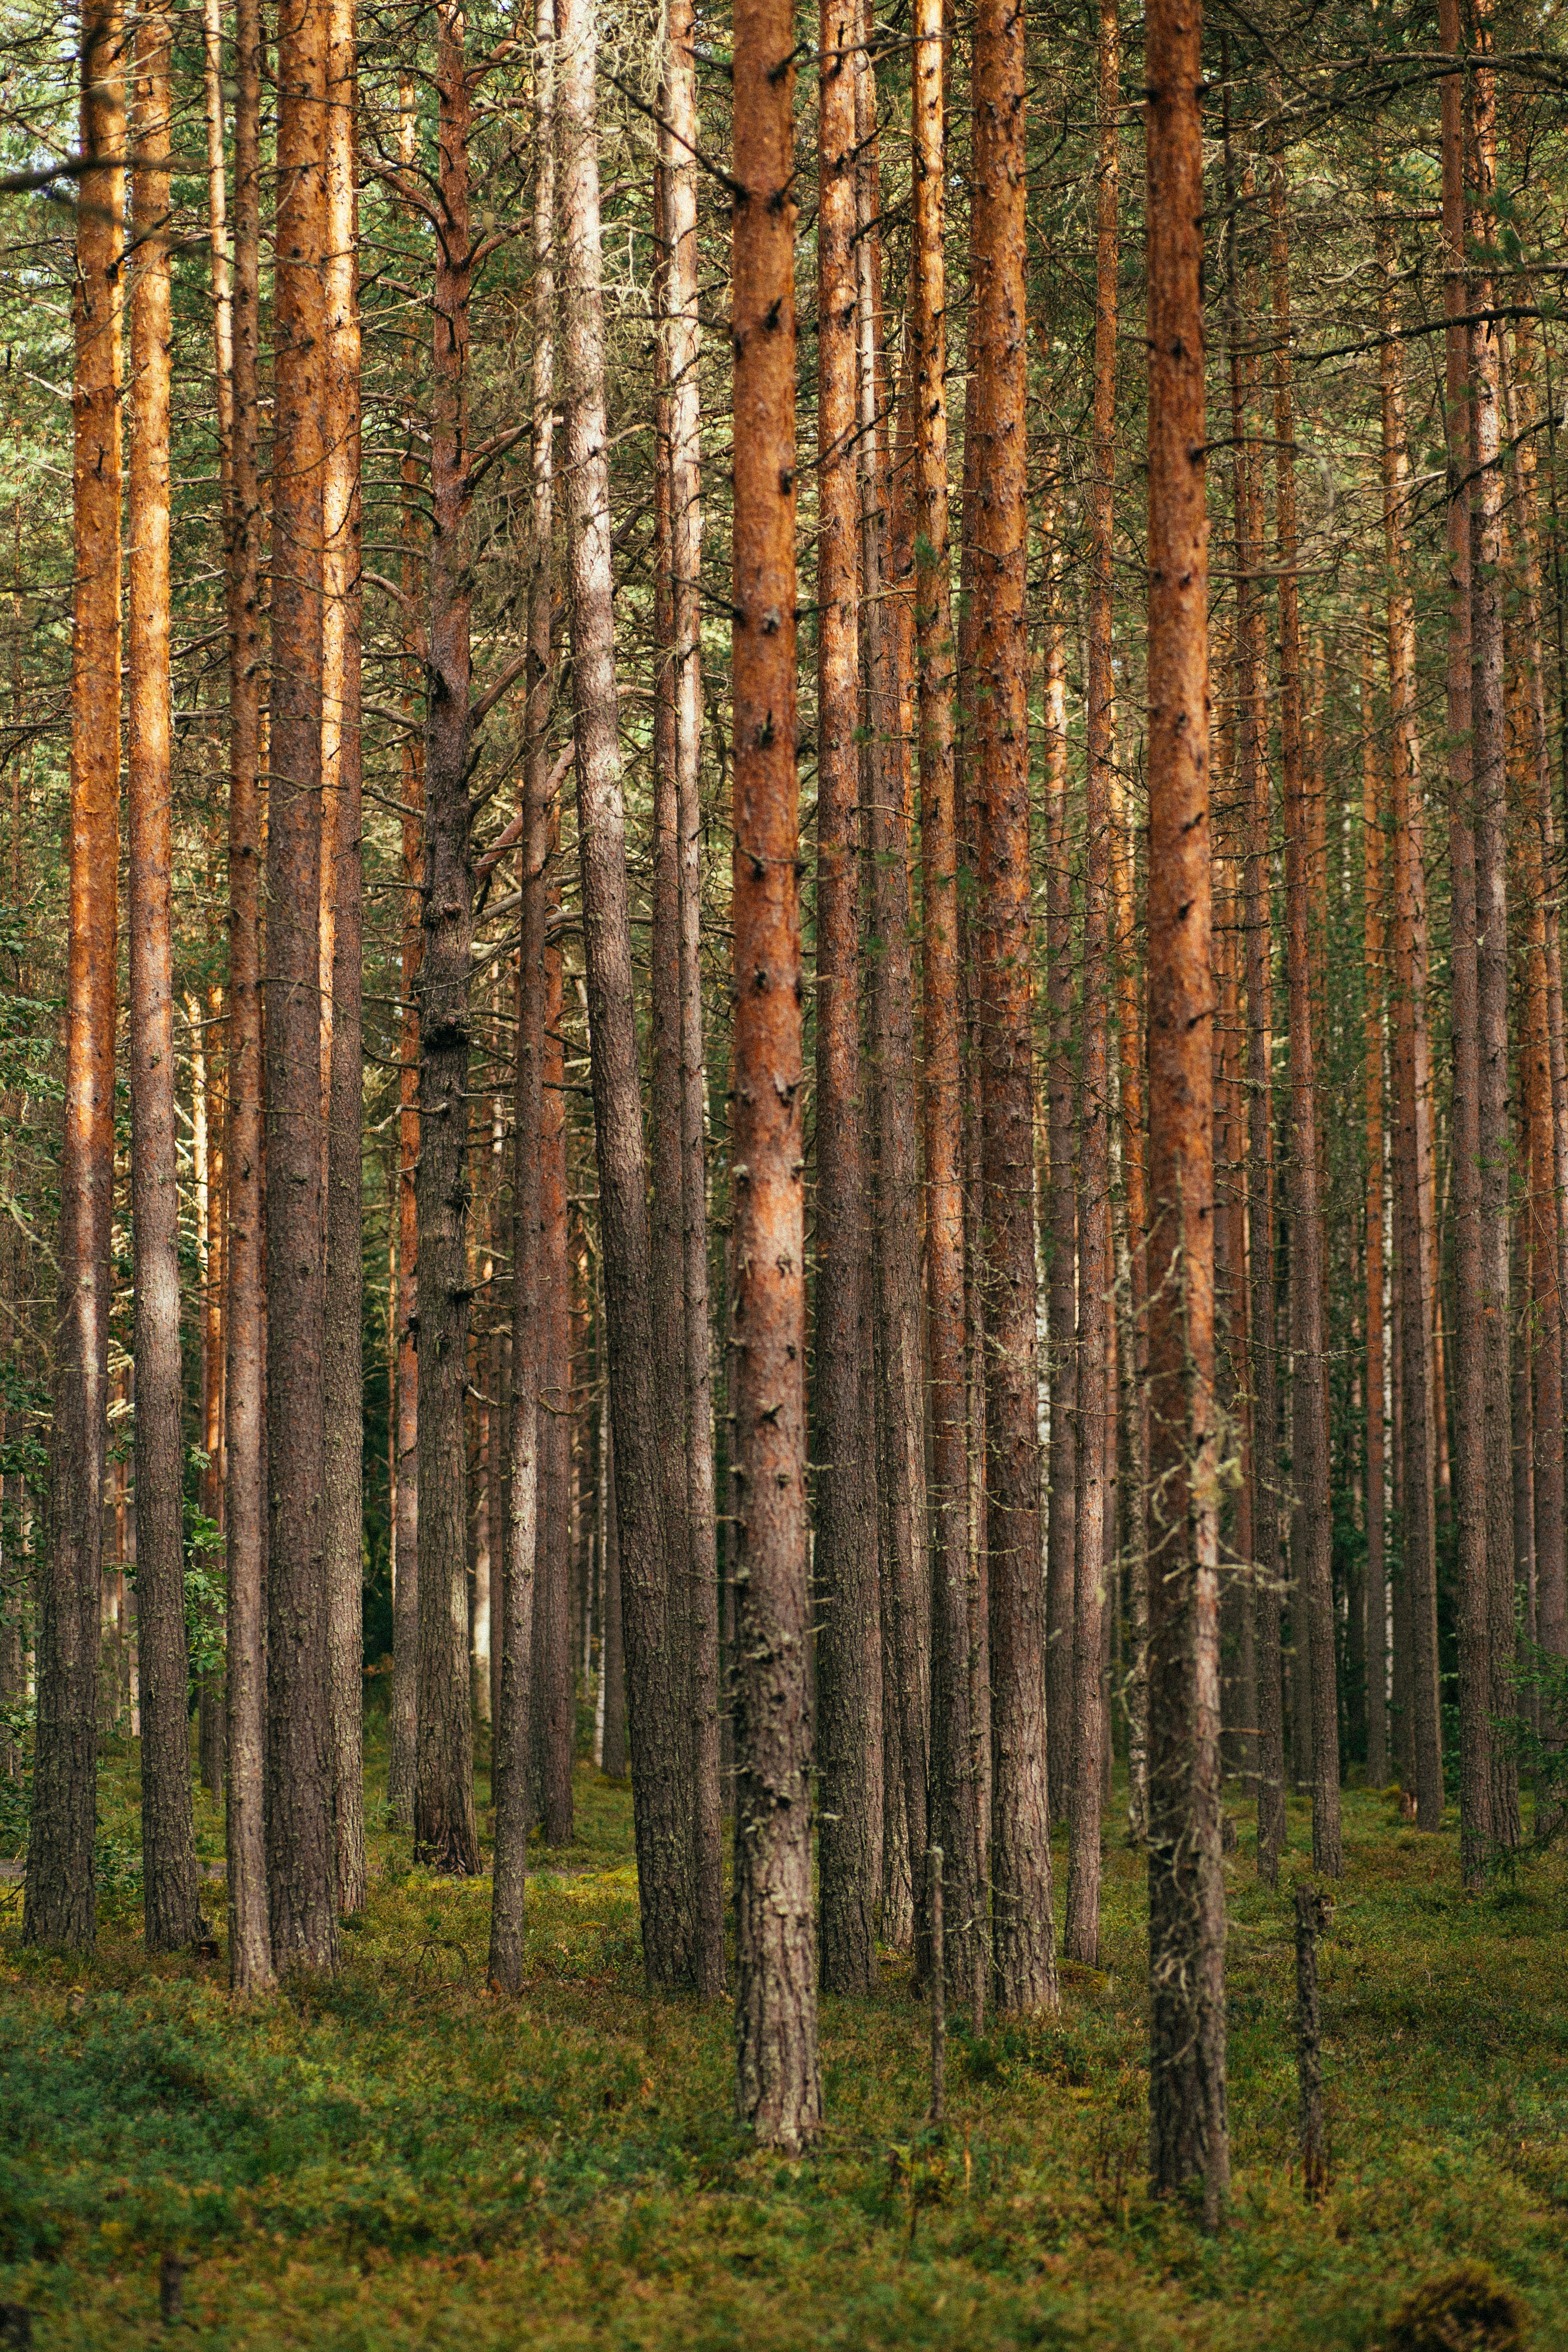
[1440, 0, 1486, 1868]
[1043, 477, 1077, 1831]
[1145, 0, 1228, 2215]
[729, 0, 821, 2150]
[322, 0, 365, 1916]
[814, 0, 877, 1999]
[560, 0, 693, 1984]
[489, 0, 555, 1984]
[24, 0, 123, 1957]
[1066, 0, 1118, 1966]
[266, 0, 338, 1973]
[974, 0, 1055, 2017]
[413, 0, 480, 1879]
[223, 0, 272, 1995]
[387, 77, 425, 1831]
[1269, 138, 1341, 1875]
[1360, 624, 1389, 1792]
[539, 867, 574, 1840]
[129, 0, 200, 1953]
[1109, 709, 1149, 1843]
[1467, 18, 1519, 1853]
[913, 0, 980, 2018]
[665, 0, 721, 1990]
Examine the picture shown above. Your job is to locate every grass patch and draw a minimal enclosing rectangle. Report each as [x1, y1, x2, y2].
[2, 1742, 1565, 2347]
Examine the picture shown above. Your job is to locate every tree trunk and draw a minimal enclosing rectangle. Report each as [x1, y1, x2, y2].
[1066, 0, 1118, 1967]
[1440, 0, 1485, 1866]
[387, 77, 425, 1832]
[729, 0, 821, 2151]
[1269, 140, 1341, 1876]
[1144, 0, 1228, 2215]
[24, 0, 123, 1957]
[129, 0, 200, 1954]
[814, 0, 877, 1999]
[1467, 21, 1519, 1854]
[1360, 623, 1388, 1792]
[413, 0, 480, 1879]
[322, 0, 365, 1916]
[265, 0, 338, 1974]
[665, 0, 721, 1989]
[1042, 478, 1077, 1831]
[973, 0, 1055, 2017]
[539, 872, 575, 1840]
[913, 0, 980, 2018]
[489, 0, 555, 1984]
[560, 0, 693, 1984]
[222, 0, 273, 1995]
[1109, 699, 1149, 1844]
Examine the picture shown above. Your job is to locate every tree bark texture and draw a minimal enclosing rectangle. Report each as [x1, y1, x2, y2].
[973, 0, 1056, 2018]
[265, 0, 338, 1974]
[129, 0, 201, 1954]
[1269, 147, 1341, 1876]
[729, 0, 821, 2151]
[1360, 622, 1388, 1792]
[24, 0, 123, 1957]
[1144, 0, 1229, 2214]
[413, 0, 481, 1879]
[560, 0, 694, 1984]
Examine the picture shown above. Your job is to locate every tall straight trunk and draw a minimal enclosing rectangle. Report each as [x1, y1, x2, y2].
[814, 0, 876, 1997]
[913, 0, 980, 2015]
[387, 77, 425, 1830]
[1043, 479, 1077, 1829]
[1440, 0, 1486, 1868]
[266, 0, 338, 1972]
[560, 0, 693, 1985]
[1268, 141, 1340, 1875]
[1228, 179, 1284, 1885]
[1145, 0, 1228, 2215]
[129, 0, 200, 1953]
[24, 0, 123, 1956]
[1467, 21, 1519, 1853]
[539, 870, 574, 1838]
[974, 0, 1055, 2016]
[729, 0, 820, 2150]
[1375, 187, 1439, 1827]
[1506, 315, 1568, 1666]
[1066, 0, 1118, 1967]
[1361, 626, 1389, 1792]
[856, 36, 929, 1979]
[223, 0, 272, 1994]
[1109, 706, 1149, 1840]
[665, 0, 721, 1990]
[490, 0, 556, 1985]
[322, 0, 365, 1915]
[413, 0, 480, 1878]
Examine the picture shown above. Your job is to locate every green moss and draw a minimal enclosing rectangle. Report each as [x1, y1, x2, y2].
[1, 1747, 1564, 2348]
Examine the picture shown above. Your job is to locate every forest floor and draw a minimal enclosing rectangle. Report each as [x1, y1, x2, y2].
[0, 1730, 1564, 2350]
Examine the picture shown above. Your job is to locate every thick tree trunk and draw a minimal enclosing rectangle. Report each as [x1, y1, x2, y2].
[322, 0, 365, 1916]
[413, 0, 480, 1879]
[913, 0, 980, 2017]
[1144, 0, 1228, 2215]
[266, 0, 338, 1973]
[129, 0, 200, 1954]
[1439, 0, 1485, 1867]
[1467, 26, 1519, 1854]
[222, 0, 273, 1995]
[387, 80, 425, 1832]
[973, 0, 1055, 2020]
[1269, 144, 1340, 1876]
[665, 0, 721, 1988]
[813, 0, 877, 1999]
[489, 0, 555, 1985]
[1066, 0, 1118, 1967]
[560, 0, 693, 1983]
[729, 0, 820, 2150]
[24, 0, 123, 1957]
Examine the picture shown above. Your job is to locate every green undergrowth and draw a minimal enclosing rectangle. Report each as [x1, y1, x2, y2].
[1, 1739, 1565, 2349]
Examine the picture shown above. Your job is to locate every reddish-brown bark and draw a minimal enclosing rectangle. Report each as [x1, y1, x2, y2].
[1144, 0, 1228, 2211]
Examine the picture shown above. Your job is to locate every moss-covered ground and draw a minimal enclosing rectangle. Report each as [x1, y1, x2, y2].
[1, 1734, 1564, 2348]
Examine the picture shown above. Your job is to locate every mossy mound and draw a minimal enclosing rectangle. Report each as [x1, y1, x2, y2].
[1384, 2262, 1530, 2352]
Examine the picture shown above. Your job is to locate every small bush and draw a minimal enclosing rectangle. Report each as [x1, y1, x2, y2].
[1383, 2261, 1529, 2352]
